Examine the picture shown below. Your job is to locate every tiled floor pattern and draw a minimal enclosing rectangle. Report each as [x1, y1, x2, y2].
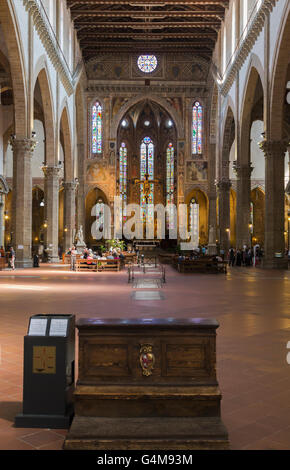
[0, 264, 289, 449]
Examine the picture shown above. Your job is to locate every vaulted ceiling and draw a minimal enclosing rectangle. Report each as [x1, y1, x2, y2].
[67, 1, 228, 61]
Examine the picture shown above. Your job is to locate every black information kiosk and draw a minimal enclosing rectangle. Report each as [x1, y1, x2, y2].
[15, 314, 75, 429]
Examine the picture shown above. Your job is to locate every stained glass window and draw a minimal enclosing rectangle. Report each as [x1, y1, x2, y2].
[166, 143, 175, 229]
[140, 137, 154, 223]
[119, 142, 127, 221]
[92, 101, 102, 154]
[192, 101, 203, 155]
[137, 55, 158, 73]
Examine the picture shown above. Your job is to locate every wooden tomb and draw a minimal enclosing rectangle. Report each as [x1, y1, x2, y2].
[64, 318, 229, 450]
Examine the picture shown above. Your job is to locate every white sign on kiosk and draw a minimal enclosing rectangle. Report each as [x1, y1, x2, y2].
[28, 318, 48, 336]
[49, 318, 68, 337]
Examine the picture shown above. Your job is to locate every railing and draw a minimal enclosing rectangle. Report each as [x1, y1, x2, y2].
[128, 262, 166, 284]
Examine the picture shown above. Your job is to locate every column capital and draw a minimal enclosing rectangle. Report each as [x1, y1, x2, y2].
[216, 179, 232, 191]
[42, 165, 62, 178]
[259, 139, 289, 158]
[10, 137, 37, 154]
[63, 180, 79, 191]
[234, 163, 254, 178]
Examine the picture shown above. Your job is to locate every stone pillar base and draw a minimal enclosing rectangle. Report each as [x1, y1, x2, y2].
[262, 257, 289, 270]
[15, 259, 33, 269]
[208, 244, 217, 256]
[48, 256, 60, 264]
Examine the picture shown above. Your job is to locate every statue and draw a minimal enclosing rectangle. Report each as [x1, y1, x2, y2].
[208, 224, 217, 256]
[76, 225, 86, 253]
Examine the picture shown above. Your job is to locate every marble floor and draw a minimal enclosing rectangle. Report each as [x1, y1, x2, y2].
[0, 264, 289, 450]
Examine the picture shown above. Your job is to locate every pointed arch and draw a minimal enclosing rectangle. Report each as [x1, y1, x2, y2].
[111, 95, 184, 140]
[0, 0, 27, 136]
[270, 3, 290, 140]
[34, 62, 55, 166]
[59, 103, 73, 181]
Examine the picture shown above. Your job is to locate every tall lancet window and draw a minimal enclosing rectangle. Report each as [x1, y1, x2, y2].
[189, 197, 199, 248]
[166, 143, 175, 229]
[92, 101, 102, 154]
[140, 137, 154, 222]
[192, 101, 203, 155]
[119, 142, 127, 219]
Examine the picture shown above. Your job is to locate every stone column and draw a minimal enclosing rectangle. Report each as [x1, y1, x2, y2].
[236, 163, 253, 249]
[208, 192, 217, 255]
[63, 181, 78, 251]
[42, 166, 62, 262]
[217, 180, 231, 254]
[208, 142, 217, 255]
[77, 144, 85, 230]
[260, 140, 288, 268]
[11, 138, 36, 268]
[0, 193, 4, 248]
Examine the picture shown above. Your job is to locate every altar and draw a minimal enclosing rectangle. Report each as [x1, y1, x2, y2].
[134, 239, 160, 252]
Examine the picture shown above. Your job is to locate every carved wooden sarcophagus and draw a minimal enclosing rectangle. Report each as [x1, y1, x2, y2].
[64, 318, 229, 450]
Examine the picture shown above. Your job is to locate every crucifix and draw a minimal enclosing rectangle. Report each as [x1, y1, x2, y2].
[134, 173, 159, 204]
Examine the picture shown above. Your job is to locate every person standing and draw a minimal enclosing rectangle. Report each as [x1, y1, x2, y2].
[9, 246, 15, 270]
[70, 245, 78, 271]
[229, 248, 235, 266]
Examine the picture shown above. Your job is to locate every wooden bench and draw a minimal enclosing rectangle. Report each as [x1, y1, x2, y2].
[63, 254, 82, 264]
[173, 258, 227, 274]
[75, 259, 121, 272]
[76, 260, 98, 272]
[97, 259, 120, 271]
[0, 257, 6, 270]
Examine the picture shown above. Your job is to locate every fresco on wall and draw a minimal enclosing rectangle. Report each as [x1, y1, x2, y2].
[186, 161, 208, 182]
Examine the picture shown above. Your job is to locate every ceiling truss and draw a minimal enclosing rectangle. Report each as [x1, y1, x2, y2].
[67, 0, 228, 60]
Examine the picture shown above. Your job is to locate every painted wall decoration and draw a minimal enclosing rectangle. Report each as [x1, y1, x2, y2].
[186, 161, 208, 182]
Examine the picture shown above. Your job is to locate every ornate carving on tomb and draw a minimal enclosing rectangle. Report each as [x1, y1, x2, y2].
[139, 344, 155, 377]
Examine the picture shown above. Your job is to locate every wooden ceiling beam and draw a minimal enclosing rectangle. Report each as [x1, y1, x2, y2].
[71, 10, 225, 19]
[67, 1, 228, 5]
[78, 31, 217, 38]
[74, 21, 221, 28]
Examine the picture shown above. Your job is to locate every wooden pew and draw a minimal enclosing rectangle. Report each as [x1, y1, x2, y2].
[75, 260, 98, 272]
[97, 259, 120, 272]
[75, 259, 121, 272]
[172, 257, 227, 274]
[0, 257, 6, 270]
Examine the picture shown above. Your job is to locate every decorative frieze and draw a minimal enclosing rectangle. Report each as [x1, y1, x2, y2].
[87, 84, 208, 96]
[23, 0, 83, 96]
